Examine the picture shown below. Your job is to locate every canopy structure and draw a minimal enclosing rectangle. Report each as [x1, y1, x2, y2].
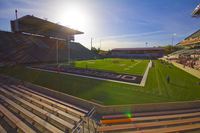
[192, 4, 200, 17]
[10, 15, 83, 40]
[178, 29, 200, 46]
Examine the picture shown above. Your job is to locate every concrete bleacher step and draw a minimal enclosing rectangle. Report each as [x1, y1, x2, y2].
[97, 117, 200, 132]
[0, 124, 7, 133]
[0, 87, 75, 131]
[0, 94, 64, 133]
[15, 85, 87, 116]
[18, 85, 88, 114]
[0, 104, 36, 133]
[102, 107, 200, 119]
[125, 123, 200, 133]
[100, 111, 200, 125]
[0, 83, 89, 132]
[4, 86, 80, 123]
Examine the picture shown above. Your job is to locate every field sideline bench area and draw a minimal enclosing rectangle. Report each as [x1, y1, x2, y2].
[0, 83, 92, 133]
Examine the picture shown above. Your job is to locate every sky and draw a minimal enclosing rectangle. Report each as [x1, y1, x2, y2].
[0, 0, 200, 50]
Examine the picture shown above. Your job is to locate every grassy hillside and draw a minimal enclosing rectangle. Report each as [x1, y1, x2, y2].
[0, 60, 200, 105]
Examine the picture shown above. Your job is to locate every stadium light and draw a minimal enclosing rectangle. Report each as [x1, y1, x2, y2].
[91, 37, 93, 50]
[68, 36, 70, 65]
[145, 42, 148, 47]
[172, 33, 176, 46]
[14, 9, 19, 32]
[99, 39, 102, 50]
[56, 40, 59, 65]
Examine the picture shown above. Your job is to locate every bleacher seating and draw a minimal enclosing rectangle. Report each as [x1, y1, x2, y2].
[97, 108, 200, 132]
[169, 48, 200, 70]
[0, 83, 89, 133]
[0, 31, 96, 64]
[170, 48, 200, 55]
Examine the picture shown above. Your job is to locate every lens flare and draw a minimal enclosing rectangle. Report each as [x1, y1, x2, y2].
[125, 112, 133, 118]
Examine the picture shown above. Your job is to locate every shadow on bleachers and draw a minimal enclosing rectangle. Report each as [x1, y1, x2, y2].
[0, 31, 96, 65]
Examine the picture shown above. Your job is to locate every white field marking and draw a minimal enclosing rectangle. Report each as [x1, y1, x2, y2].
[87, 62, 95, 64]
[124, 68, 130, 70]
[140, 60, 152, 87]
[119, 64, 126, 66]
[27, 67, 141, 86]
[130, 60, 142, 68]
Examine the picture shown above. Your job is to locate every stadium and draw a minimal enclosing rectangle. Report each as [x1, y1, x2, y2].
[0, 2, 200, 133]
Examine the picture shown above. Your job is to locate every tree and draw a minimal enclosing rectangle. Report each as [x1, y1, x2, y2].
[91, 47, 100, 54]
[162, 45, 183, 55]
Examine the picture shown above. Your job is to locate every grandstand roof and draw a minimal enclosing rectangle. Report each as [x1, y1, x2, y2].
[192, 4, 200, 17]
[11, 15, 83, 39]
[112, 47, 164, 51]
[178, 29, 200, 46]
[185, 29, 200, 39]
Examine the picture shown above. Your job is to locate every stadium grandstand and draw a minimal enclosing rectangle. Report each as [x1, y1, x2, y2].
[0, 14, 95, 65]
[10, 14, 83, 39]
[167, 5, 200, 71]
[178, 29, 200, 47]
[110, 47, 164, 59]
[166, 4, 200, 64]
[1, 3, 200, 133]
[168, 29, 200, 71]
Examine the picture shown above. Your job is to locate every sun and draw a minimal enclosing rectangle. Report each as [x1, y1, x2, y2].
[58, 6, 89, 31]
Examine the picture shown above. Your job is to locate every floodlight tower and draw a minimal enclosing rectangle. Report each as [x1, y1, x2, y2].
[68, 37, 70, 65]
[56, 40, 59, 65]
[172, 33, 176, 46]
[99, 40, 102, 50]
[145, 42, 148, 47]
[91, 38, 93, 50]
[14, 9, 19, 32]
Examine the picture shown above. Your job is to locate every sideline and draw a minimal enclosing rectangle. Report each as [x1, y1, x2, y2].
[28, 60, 151, 87]
[140, 60, 152, 86]
[27, 67, 142, 86]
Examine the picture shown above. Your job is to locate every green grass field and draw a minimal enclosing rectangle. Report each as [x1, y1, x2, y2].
[0, 59, 200, 105]
[74, 58, 149, 75]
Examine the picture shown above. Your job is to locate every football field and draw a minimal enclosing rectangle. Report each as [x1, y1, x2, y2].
[0, 59, 200, 105]
[74, 58, 149, 75]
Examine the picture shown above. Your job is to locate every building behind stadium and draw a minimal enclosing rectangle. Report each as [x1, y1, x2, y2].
[110, 47, 164, 59]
